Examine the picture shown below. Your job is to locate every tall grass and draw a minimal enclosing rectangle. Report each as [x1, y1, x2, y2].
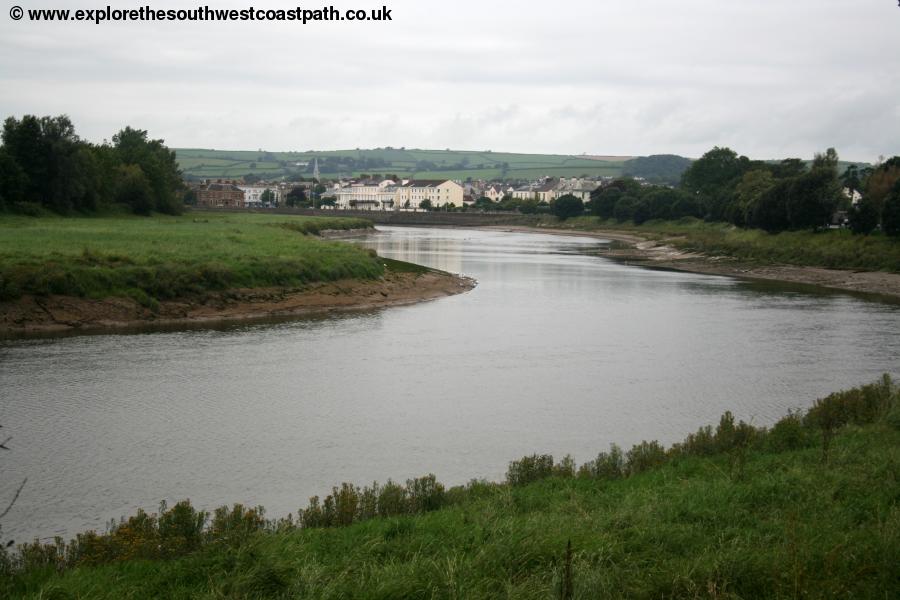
[0, 213, 381, 302]
[2, 377, 898, 598]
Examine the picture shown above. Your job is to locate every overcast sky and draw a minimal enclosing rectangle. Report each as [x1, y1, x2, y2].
[2, 0, 898, 160]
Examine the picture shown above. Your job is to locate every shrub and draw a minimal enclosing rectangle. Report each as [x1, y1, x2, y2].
[406, 474, 445, 513]
[209, 504, 266, 546]
[377, 480, 408, 518]
[506, 454, 555, 486]
[578, 444, 625, 480]
[625, 441, 667, 475]
[766, 410, 812, 452]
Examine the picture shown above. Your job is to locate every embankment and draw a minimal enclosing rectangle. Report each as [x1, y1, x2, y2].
[0, 269, 475, 336]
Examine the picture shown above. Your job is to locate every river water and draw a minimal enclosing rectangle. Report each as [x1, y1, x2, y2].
[2, 226, 899, 542]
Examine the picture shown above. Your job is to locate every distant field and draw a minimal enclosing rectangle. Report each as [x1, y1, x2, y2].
[175, 147, 629, 181]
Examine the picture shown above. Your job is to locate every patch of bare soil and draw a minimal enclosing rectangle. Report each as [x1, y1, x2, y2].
[0, 271, 476, 337]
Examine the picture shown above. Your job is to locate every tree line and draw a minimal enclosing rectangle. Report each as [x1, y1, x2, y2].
[0, 115, 184, 215]
[589, 147, 900, 235]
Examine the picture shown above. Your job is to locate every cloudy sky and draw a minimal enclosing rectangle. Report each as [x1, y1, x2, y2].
[1, 0, 898, 160]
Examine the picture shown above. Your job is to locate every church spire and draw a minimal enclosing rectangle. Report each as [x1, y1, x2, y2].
[313, 158, 320, 181]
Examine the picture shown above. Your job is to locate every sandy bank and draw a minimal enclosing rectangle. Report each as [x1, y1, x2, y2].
[0, 270, 475, 337]
[482, 225, 900, 301]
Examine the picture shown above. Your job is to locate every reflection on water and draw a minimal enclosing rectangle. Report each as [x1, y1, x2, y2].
[2, 226, 899, 542]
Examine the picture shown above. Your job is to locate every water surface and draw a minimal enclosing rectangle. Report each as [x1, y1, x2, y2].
[2, 226, 899, 542]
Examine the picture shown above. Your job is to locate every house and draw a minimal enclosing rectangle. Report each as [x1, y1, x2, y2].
[395, 180, 464, 210]
[238, 184, 282, 208]
[333, 179, 397, 210]
[483, 184, 506, 202]
[196, 181, 245, 208]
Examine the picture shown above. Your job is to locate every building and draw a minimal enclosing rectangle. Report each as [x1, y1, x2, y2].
[196, 181, 245, 208]
[238, 185, 282, 208]
[332, 179, 397, 210]
[395, 180, 465, 210]
[556, 178, 600, 202]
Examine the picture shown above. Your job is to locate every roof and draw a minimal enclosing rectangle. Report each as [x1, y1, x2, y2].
[400, 179, 453, 188]
[201, 183, 243, 192]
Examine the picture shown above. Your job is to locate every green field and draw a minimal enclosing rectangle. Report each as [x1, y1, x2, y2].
[0, 213, 381, 304]
[175, 147, 629, 181]
[540, 216, 900, 273]
[3, 377, 898, 598]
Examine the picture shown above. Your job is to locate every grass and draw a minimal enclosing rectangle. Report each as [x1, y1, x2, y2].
[175, 147, 627, 181]
[540, 216, 900, 273]
[2, 378, 898, 598]
[0, 213, 383, 303]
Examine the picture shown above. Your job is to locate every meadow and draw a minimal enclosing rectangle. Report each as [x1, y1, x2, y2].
[0, 213, 382, 303]
[2, 376, 898, 599]
[175, 147, 628, 181]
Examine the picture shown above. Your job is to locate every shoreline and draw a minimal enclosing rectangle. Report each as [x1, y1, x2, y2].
[0, 270, 476, 337]
[481, 224, 900, 301]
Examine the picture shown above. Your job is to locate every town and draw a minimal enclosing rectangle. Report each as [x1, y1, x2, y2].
[192, 160, 617, 212]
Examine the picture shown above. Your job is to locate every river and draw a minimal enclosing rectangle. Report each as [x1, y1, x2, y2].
[2, 226, 899, 542]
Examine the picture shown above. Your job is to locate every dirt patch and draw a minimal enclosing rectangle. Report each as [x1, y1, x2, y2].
[482, 225, 900, 301]
[0, 270, 475, 337]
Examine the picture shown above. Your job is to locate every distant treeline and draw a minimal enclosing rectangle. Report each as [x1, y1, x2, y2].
[0, 115, 183, 215]
[591, 147, 900, 235]
[622, 154, 694, 185]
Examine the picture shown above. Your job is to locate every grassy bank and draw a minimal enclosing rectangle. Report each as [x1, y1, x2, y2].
[3, 378, 898, 598]
[0, 213, 381, 305]
[539, 216, 900, 273]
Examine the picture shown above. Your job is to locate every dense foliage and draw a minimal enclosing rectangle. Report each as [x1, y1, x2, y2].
[2, 377, 897, 598]
[591, 147, 900, 237]
[0, 115, 184, 215]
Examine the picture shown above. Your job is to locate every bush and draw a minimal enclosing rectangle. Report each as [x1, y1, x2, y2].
[578, 445, 624, 480]
[406, 474, 445, 513]
[209, 504, 266, 546]
[625, 441, 667, 475]
[506, 454, 555, 486]
[765, 410, 813, 452]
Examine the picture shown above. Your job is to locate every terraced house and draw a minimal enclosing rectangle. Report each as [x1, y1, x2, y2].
[394, 179, 464, 209]
[196, 181, 245, 208]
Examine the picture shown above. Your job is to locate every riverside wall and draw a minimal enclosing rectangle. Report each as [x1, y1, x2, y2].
[191, 207, 539, 227]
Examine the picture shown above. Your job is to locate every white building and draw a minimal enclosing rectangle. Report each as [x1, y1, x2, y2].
[238, 185, 282, 208]
[395, 180, 465, 210]
[332, 179, 397, 210]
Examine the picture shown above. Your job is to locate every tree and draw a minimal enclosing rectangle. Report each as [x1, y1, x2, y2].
[785, 163, 842, 230]
[865, 156, 900, 214]
[749, 179, 790, 232]
[260, 188, 275, 206]
[735, 170, 776, 226]
[882, 181, 900, 237]
[0, 147, 27, 209]
[848, 198, 879, 235]
[419, 199, 433, 211]
[551, 194, 584, 220]
[115, 164, 154, 215]
[681, 146, 747, 196]
[286, 187, 307, 207]
[590, 186, 621, 219]
[112, 126, 183, 215]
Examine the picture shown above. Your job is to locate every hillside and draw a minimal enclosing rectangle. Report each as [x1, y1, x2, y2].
[175, 148, 631, 181]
